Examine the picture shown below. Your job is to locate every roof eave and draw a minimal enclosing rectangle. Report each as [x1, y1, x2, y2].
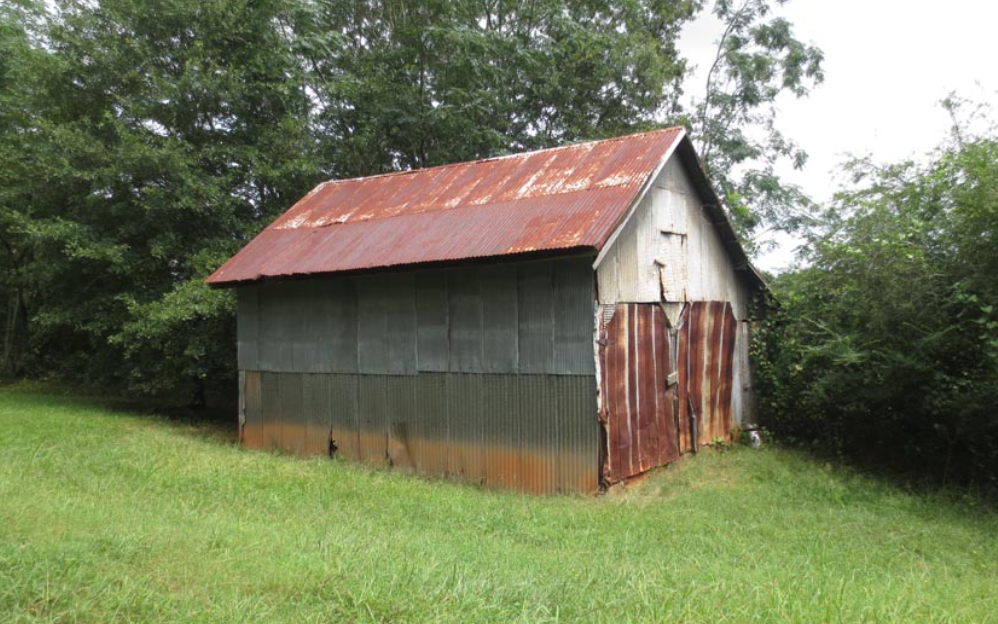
[205, 245, 601, 289]
[592, 127, 688, 269]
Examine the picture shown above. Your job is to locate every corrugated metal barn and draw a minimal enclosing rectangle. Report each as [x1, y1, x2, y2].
[207, 127, 766, 494]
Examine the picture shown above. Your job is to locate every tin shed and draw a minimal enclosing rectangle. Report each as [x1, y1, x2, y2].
[207, 127, 766, 493]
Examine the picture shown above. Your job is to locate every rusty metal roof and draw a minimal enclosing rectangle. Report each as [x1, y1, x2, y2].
[207, 127, 685, 286]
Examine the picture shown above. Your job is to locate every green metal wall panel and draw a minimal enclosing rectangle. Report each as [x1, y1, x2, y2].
[237, 287, 259, 371]
[239, 256, 595, 377]
[287, 281, 308, 371]
[357, 277, 390, 374]
[326, 278, 358, 373]
[517, 263, 555, 373]
[415, 271, 449, 372]
[446, 373, 480, 481]
[554, 261, 597, 375]
[448, 270, 484, 373]
[385, 273, 418, 375]
[481, 266, 519, 373]
[257, 283, 282, 372]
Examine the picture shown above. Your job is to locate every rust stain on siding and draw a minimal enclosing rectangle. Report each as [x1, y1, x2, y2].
[598, 303, 679, 484]
[240, 372, 599, 495]
[677, 301, 738, 450]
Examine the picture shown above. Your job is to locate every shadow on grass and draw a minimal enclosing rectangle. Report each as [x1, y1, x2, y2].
[762, 437, 998, 513]
[104, 397, 239, 444]
[0, 379, 239, 444]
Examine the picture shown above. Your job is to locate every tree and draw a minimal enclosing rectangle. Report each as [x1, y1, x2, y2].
[1, 0, 322, 398]
[0, 0, 55, 376]
[756, 107, 998, 485]
[0, 0, 822, 402]
[296, 0, 700, 176]
[0, 0, 707, 399]
[689, 0, 824, 249]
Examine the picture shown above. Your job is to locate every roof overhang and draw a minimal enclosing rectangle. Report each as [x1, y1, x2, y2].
[592, 132, 768, 294]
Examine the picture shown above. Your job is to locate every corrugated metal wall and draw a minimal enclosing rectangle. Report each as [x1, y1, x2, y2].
[595, 155, 755, 428]
[677, 301, 738, 451]
[598, 303, 680, 484]
[239, 257, 595, 377]
[237, 257, 600, 494]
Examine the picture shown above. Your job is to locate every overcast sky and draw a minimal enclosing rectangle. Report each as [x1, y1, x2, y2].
[679, 0, 998, 272]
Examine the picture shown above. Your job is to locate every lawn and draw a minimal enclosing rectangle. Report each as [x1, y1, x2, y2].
[0, 387, 995, 623]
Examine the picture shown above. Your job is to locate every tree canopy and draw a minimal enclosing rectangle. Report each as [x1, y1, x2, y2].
[756, 105, 998, 485]
[0, 0, 820, 400]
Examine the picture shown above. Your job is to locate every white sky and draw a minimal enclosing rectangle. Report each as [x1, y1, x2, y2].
[679, 0, 998, 272]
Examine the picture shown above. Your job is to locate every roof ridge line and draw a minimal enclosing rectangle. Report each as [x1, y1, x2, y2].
[311, 127, 684, 188]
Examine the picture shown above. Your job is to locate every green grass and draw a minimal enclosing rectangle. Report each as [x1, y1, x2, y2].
[0, 387, 996, 623]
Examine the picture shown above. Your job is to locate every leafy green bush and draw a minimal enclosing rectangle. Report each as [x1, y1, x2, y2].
[757, 116, 998, 486]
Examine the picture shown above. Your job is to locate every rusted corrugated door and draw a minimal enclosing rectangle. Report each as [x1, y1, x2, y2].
[677, 301, 738, 451]
[599, 303, 679, 483]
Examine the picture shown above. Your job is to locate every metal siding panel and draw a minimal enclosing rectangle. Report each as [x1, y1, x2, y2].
[480, 265, 519, 373]
[279, 373, 306, 453]
[705, 302, 723, 441]
[657, 232, 689, 303]
[284, 282, 309, 372]
[385, 274, 418, 375]
[257, 284, 281, 372]
[237, 287, 259, 371]
[718, 306, 738, 436]
[517, 263, 555, 373]
[357, 375, 387, 465]
[553, 259, 596, 375]
[513, 375, 533, 488]
[447, 373, 483, 482]
[295, 281, 319, 372]
[556, 375, 599, 493]
[688, 302, 706, 448]
[386, 375, 418, 469]
[242, 370, 263, 449]
[481, 375, 506, 488]
[267, 283, 292, 372]
[329, 374, 360, 461]
[246, 370, 600, 494]
[306, 282, 335, 373]
[676, 303, 693, 453]
[260, 372, 281, 448]
[303, 374, 332, 455]
[448, 270, 483, 373]
[614, 216, 641, 302]
[599, 303, 679, 483]
[416, 271, 450, 372]
[676, 301, 739, 447]
[540, 375, 560, 494]
[357, 276, 390, 374]
[306, 281, 331, 372]
[238, 369, 246, 441]
[414, 373, 449, 474]
[634, 192, 663, 301]
[327, 278, 359, 373]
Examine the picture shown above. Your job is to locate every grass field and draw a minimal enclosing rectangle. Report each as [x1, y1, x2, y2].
[0, 386, 996, 623]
